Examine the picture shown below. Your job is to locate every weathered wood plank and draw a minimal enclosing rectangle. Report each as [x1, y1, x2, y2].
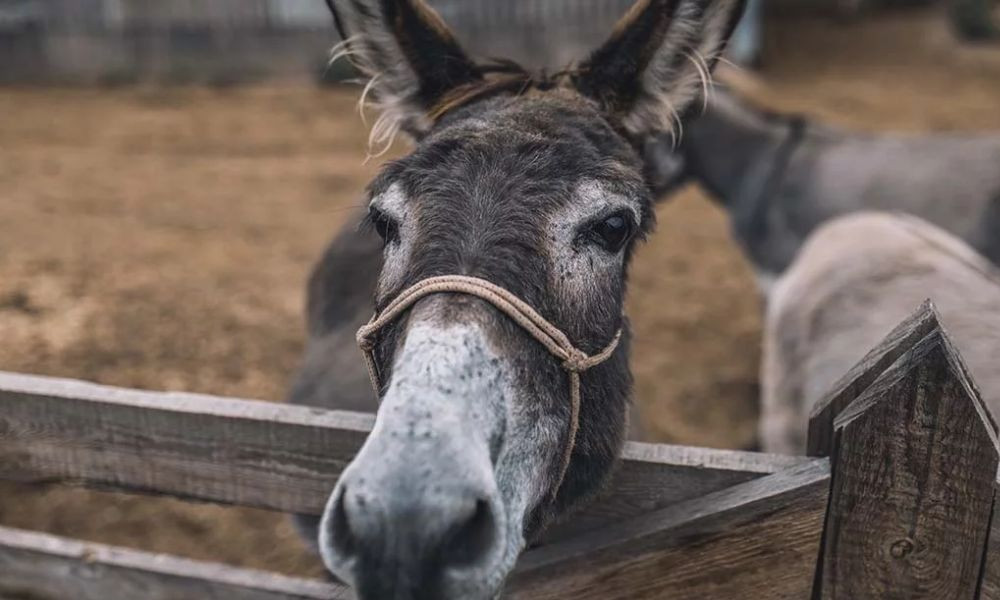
[511, 459, 831, 600]
[816, 329, 999, 600]
[0, 371, 809, 543]
[0, 525, 347, 600]
[0, 371, 374, 516]
[978, 481, 1000, 600]
[806, 300, 939, 457]
[545, 442, 809, 541]
[980, 485, 1000, 600]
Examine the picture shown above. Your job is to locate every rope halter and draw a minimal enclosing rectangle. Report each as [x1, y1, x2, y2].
[356, 275, 623, 500]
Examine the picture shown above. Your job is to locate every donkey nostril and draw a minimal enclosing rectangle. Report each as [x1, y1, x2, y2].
[329, 486, 358, 559]
[442, 499, 498, 570]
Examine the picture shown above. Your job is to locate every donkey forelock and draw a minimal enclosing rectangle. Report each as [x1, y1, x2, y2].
[309, 1, 746, 598]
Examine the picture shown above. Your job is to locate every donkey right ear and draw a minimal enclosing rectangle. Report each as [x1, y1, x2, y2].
[326, 0, 482, 139]
[573, 0, 746, 139]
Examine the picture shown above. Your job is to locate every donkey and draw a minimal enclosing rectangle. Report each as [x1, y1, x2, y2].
[760, 211, 1000, 454]
[646, 88, 1000, 290]
[289, 0, 745, 598]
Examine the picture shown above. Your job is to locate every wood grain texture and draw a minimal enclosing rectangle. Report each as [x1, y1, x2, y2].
[0, 371, 808, 544]
[807, 300, 939, 457]
[545, 442, 809, 541]
[817, 330, 999, 600]
[0, 525, 348, 600]
[511, 460, 831, 600]
[978, 483, 1000, 600]
[0, 371, 374, 515]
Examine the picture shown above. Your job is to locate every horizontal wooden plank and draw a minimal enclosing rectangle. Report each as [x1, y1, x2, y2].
[0, 371, 809, 544]
[0, 525, 347, 600]
[546, 441, 809, 541]
[511, 459, 831, 599]
[0, 371, 373, 516]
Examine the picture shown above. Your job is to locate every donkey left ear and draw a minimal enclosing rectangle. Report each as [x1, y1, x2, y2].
[573, 0, 746, 138]
[326, 0, 482, 138]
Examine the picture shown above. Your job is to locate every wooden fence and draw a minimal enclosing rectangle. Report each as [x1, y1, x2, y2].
[1, 301, 998, 598]
[0, 0, 635, 83]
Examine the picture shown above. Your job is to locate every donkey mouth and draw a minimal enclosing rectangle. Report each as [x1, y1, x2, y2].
[321, 469, 511, 600]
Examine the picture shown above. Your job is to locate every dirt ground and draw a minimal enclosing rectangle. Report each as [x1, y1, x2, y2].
[1, 8, 999, 579]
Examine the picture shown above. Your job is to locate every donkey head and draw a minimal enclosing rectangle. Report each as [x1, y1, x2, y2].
[316, 1, 744, 598]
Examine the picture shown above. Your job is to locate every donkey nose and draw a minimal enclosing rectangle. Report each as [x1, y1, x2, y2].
[320, 474, 505, 597]
[334, 486, 499, 564]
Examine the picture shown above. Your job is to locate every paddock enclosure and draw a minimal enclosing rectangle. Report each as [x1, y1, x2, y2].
[2, 302, 1000, 599]
[2, 4, 1000, 598]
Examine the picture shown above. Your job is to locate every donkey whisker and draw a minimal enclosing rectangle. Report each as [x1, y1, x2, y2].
[686, 50, 713, 113]
[366, 109, 401, 161]
[357, 72, 383, 129]
[716, 55, 743, 70]
[328, 34, 365, 67]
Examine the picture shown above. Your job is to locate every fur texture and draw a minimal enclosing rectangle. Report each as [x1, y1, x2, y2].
[762, 212, 1000, 454]
[654, 88, 1000, 283]
[293, 1, 746, 598]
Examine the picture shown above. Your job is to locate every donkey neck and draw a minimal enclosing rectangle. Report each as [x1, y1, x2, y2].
[681, 97, 796, 207]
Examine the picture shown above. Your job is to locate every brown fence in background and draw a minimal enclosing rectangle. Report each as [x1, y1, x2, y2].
[0, 0, 641, 84]
[1, 302, 999, 598]
[0, 0, 335, 84]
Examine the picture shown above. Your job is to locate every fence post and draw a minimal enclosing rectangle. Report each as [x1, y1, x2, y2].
[983, 505, 1000, 599]
[809, 320, 999, 599]
[806, 301, 940, 458]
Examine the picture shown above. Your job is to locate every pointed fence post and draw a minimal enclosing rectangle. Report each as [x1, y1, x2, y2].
[807, 305, 999, 599]
[806, 301, 941, 458]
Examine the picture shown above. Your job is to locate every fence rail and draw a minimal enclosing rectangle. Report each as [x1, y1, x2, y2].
[1, 301, 999, 598]
[0, 0, 637, 83]
[0, 525, 346, 600]
[2, 0, 634, 32]
[0, 371, 806, 543]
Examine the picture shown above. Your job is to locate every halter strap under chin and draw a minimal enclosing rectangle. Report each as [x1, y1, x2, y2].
[356, 274, 623, 502]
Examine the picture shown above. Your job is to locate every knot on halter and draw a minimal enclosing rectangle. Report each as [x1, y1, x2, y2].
[562, 350, 592, 373]
[356, 327, 376, 352]
[355, 275, 624, 502]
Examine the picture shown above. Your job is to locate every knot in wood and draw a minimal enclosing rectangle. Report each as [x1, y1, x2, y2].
[889, 537, 915, 559]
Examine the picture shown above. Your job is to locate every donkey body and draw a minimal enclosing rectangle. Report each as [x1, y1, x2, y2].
[651, 90, 1000, 287]
[289, 1, 744, 598]
[761, 211, 1000, 454]
[290, 219, 382, 416]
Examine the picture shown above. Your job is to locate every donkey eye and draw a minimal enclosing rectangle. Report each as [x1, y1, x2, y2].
[369, 208, 400, 247]
[583, 210, 635, 253]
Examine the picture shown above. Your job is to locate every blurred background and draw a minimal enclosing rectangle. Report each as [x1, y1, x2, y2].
[0, 0, 998, 579]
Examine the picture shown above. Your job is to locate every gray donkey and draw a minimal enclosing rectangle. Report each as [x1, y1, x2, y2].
[289, 1, 745, 598]
[648, 88, 1000, 289]
[761, 211, 1000, 455]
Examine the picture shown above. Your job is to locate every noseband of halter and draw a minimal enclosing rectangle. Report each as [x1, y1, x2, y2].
[356, 275, 623, 500]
